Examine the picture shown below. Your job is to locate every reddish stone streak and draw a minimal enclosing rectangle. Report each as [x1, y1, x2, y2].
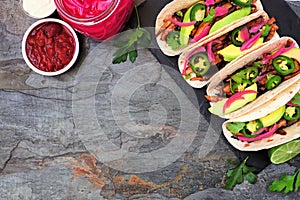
[26, 22, 75, 72]
[71, 154, 105, 189]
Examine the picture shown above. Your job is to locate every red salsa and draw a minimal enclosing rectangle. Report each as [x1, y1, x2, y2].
[25, 22, 76, 72]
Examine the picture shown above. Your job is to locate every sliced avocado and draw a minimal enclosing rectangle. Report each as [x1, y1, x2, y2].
[224, 83, 257, 114]
[208, 98, 227, 116]
[179, 5, 195, 46]
[259, 105, 286, 127]
[209, 7, 251, 34]
[218, 38, 264, 62]
[208, 83, 257, 116]
[281, 48, 300, 63]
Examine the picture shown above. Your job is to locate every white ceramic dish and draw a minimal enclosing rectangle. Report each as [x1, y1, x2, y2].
[20, 0, 57, 19]
[22, 18, 79, 76]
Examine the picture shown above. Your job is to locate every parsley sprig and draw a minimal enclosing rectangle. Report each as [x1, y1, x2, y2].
[225, 157, 257, 190]
[268, 168, 300, 194]
[112, 5, 151, 64]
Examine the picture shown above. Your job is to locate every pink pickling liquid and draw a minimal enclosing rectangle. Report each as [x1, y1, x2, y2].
[54, 0, 134, 41]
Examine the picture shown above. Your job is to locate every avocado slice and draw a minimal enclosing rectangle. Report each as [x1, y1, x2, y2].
[259, 105, 286, 127]
[209, 7, 251, 34]
[224, 83, 257, 114]
[179, 5, 195, 47]
[218, 38, 264, 62]
[209, 83, 258, 116]
[281, 48, 300, 63]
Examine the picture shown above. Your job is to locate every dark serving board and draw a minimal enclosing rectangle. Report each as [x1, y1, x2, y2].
[132, 0, 300, 171]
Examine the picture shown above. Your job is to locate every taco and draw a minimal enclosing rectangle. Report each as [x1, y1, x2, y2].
[178, 12, 279, 88]
[206, 37, 300, 119]
[155, 0, 264, 56]
[222, 85, 300, 151]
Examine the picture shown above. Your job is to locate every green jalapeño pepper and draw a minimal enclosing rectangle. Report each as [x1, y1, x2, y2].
[232, 0, 252, 7]
[273, 55, 295, 75]
[231, 27, 246, 47]
[284, 106, 300, 121]
[230, 79, 252, 93]
[245, 67, 259, 80]
[189, 53, 211, 76]
[260, 24, 270, 37]
[190, 3, 206, 23]
[242, 119, 263, 138]
[266, 75, 282, 90]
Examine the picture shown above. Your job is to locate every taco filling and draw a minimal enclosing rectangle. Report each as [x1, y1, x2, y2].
[157, 0, 258, 51]
[206, 39, 300, 115]
[181, 15, 278, 82]
[226, 91, 300, 142]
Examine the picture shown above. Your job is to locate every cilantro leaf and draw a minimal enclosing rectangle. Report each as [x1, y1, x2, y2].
[166, 31, 181, 50]
[129, 50, 137, 63]
[226, 122, 246, 134]
[112, 4, 151, 64]
[268, 169, 300, 194]
[231, 70, 246, 83]
[225, 157, 257, 190]
[291, 93, 300, 105]
[112, 28, 151, 64]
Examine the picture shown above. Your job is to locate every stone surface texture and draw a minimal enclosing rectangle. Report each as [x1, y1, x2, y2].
[0, 0, 299, 199]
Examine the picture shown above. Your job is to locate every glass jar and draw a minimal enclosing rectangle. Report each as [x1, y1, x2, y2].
[54, 0, 135, 42]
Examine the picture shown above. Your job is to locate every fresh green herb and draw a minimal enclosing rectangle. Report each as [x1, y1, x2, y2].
[225, 157, 257, 190]
[166, 31, 181, 50]
[226, 122, 246, 134]
[268, 169, 300, 194]
[184, 74, 192, 80]
[176, 10, 183, 17]
[231, 70, 246, 83]
[291, 93, 300, 105]
[112, 5, 151, 64]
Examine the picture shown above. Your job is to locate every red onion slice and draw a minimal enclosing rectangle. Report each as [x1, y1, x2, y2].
[169, 17, 197, 27]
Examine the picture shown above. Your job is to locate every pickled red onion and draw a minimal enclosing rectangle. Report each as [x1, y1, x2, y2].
[215, 7, 228, 17]
[251, 127, 269, 135]
[223, 90, 257, 114]
[287, 101, 300, 107]
[190, 26, 211, 43]
[238, 124, 278, 142]
[182, 47, 206, 75]
[205, 0, 215, 6]
[255, 74, 267, 82]
[240, 27, 250, 41]
[240, 31, 262, 51]
[169, 17, 197, 27]
[206, 40, 222, 62]
[249, 20, 267, 33]
[262, 42, 295, 64]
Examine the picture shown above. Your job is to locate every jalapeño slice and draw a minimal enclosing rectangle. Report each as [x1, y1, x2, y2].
[190, 3, 206, 23]
[266, 75, 282, 90]
[189, 52, 211, 76]
[284, 106, 300, 121]
[273, 55, 295, 76]
[260, 24, 271, 37]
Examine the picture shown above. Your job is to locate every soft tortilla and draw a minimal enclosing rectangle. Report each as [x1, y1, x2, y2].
[206, 36, 300, 119]
[222, 82, 300, 151]
[177, 11, 280, 89]
[155, 0, 265, 56]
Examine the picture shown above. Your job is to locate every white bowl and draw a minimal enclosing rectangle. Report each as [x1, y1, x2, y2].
[20, 0, 57, 19]
[22, 18, 79, 76]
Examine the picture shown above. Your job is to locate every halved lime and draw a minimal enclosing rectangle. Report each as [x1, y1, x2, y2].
[268, 139, 300, 164]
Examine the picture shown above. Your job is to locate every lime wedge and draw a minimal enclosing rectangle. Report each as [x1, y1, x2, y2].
[268, 139, 300, 164]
